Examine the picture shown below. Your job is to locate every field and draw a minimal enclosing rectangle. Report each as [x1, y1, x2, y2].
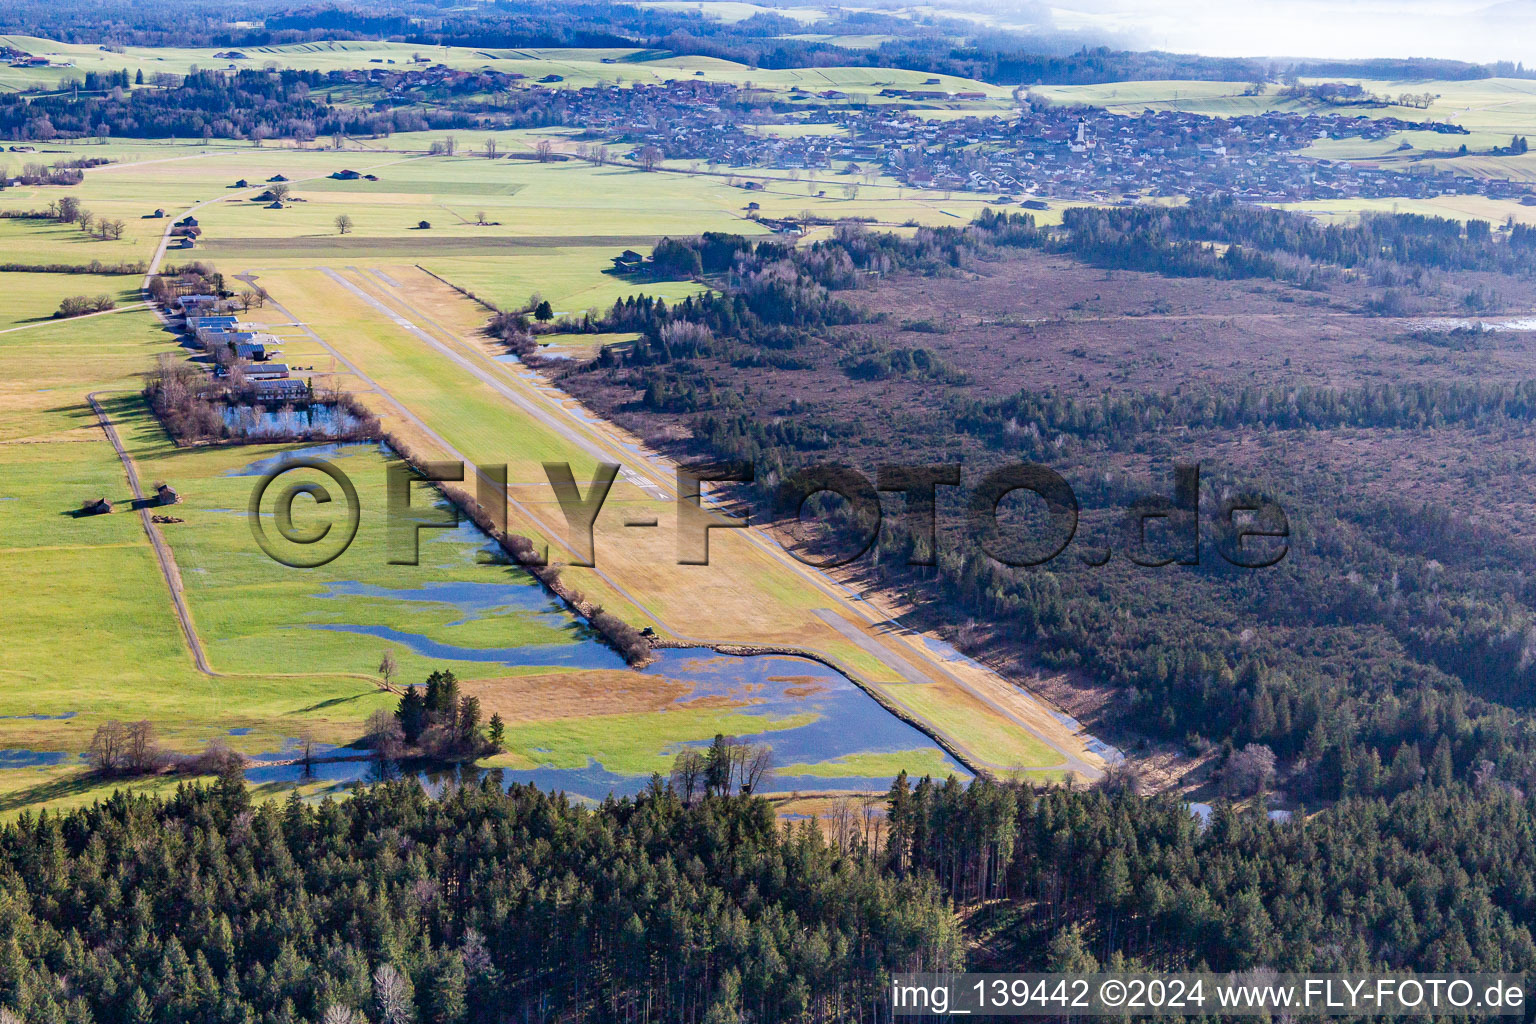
[0, 120, 1108, 814]
[24, 46, 1536, 815]
[0, 35, 1011, 102]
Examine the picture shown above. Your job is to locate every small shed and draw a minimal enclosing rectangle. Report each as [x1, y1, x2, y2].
[154, 483, 181, 506]
[81, 498, 113, 516]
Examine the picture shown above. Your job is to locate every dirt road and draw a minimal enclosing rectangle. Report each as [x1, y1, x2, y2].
[86, 392, 212, 674]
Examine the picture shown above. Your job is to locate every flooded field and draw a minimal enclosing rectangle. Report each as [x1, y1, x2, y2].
[221, 442, 967, 801]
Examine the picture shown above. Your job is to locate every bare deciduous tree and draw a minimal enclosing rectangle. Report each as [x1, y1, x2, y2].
[366, 709, 404, 760]
[88, 720, 127, 774]
[1220, 743, 1277, 798]
[372, 964, 413, 1024]
[334, 214, 354, 235]
[378, 649, 398, 687]
[670, 749, 706, 803]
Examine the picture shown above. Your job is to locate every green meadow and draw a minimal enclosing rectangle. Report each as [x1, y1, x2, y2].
[0, 34, 1007, 100]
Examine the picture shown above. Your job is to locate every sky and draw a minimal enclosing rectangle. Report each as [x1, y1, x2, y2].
[964, 0, 1534, 63]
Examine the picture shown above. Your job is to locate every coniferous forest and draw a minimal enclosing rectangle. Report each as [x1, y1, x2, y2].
[3, 770, 1536, 1022]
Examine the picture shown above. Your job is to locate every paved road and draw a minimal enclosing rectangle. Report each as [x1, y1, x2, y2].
[288, 266, 1103, 778]
[86, 391, 212, 674]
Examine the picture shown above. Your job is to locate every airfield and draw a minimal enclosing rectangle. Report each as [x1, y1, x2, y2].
[6, 34, 1536, 813]
[0, 131, 1101, 813]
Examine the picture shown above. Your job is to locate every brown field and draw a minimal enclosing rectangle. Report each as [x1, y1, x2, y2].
[463, 670, 692, 721]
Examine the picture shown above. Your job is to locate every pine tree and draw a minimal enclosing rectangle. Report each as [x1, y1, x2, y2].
[397, 689, 428, 744]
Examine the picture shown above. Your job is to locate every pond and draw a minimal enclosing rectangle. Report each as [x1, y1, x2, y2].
[245, 648, 971, 801]
[230, 443, 971, 802]
[221, 403, 371, 440]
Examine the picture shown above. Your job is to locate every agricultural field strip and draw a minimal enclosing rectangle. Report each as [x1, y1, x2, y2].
[0, 303, 151, 334]
[312, 265, 1099, 776]
[84, 392, 210, 674]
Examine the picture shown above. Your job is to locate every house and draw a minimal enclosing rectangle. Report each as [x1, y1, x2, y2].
[245, 363, 291, 380]
[172, 294, 219, 311]
[154, 484, 181, 506]
[611, 249, 644, 273]
[539, 74, 564, 83]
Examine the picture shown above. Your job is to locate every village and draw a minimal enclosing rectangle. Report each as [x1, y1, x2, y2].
[581, 81, 1529, 205]
[340, 69, 1535, 206]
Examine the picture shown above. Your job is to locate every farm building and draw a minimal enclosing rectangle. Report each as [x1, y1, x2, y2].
[611, 250, 644, 273]
[80, 498, 112, 516]
[250, 379, 308, 400]
[245, 363, 291, 380]
[154, 484, 180, 506]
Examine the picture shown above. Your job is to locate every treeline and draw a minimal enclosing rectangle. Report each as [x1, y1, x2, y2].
[1058, 197, 1536, 282]
[960, 378, 1536, 447]
[2, 0, 1522, 84]
[1, 68, 476, 142]
[0, 776, 959, 1023]
[888, 775, 1536, 974]
[0, 260, 145, 274]
[581, 221, 1000, 374]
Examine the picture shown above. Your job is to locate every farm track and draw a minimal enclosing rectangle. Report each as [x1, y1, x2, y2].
[64, 160, 439, 688]
[200, 234, 670, 253]
[0, 303, 151, 334]
[86, 391, 212, 675]
[279, 264, 1103, 779]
